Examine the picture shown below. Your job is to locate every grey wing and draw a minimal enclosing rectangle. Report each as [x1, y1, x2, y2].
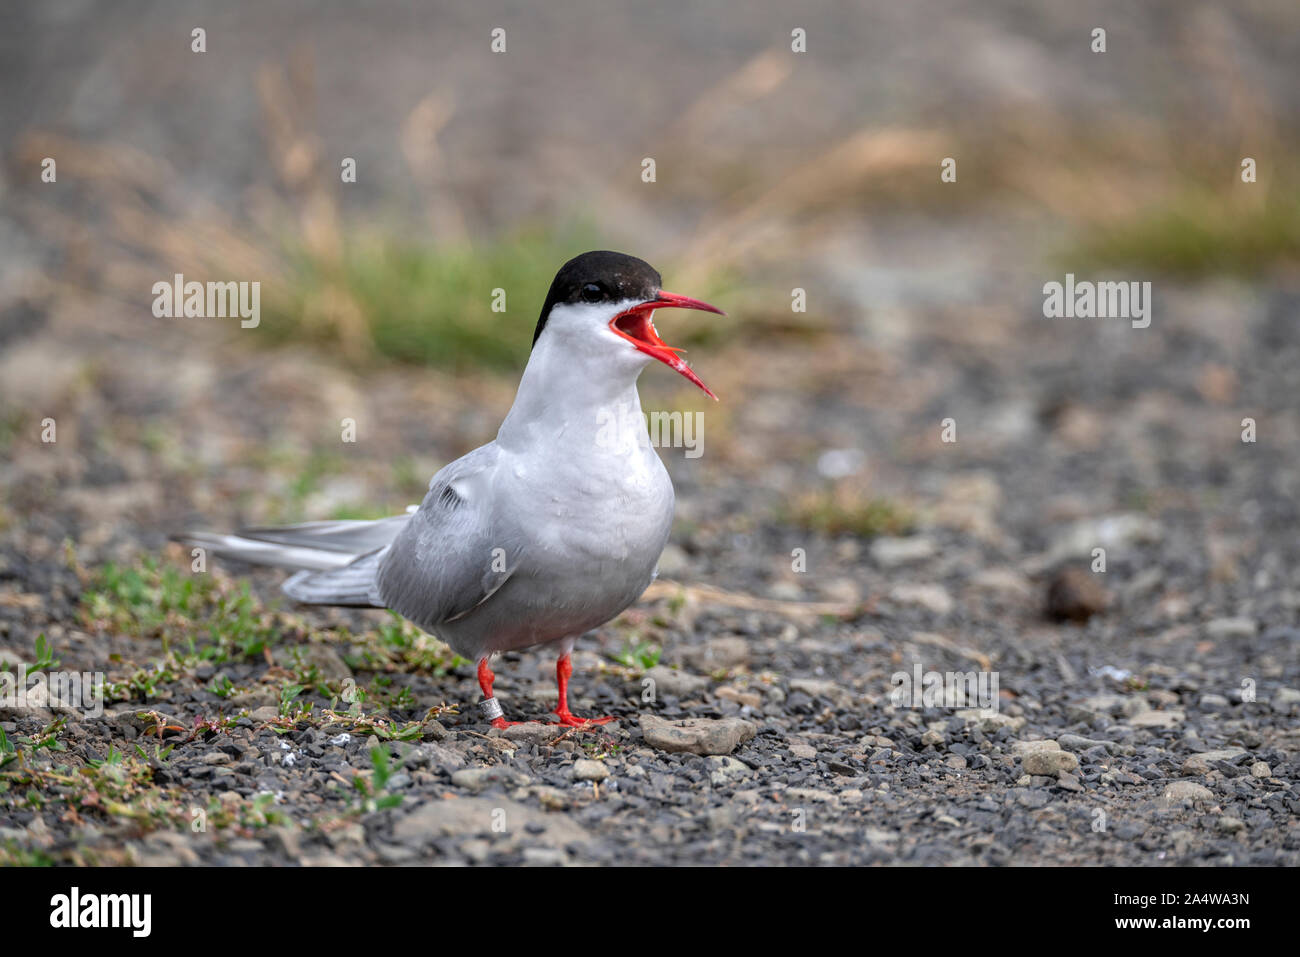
[182, 515, 413, 573]
[235, 516, 412, 558]
[282, 548, 389, 606]
[373, 444, 525, 632]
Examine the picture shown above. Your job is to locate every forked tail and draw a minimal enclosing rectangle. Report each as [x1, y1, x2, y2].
[177, 515, 410, 608]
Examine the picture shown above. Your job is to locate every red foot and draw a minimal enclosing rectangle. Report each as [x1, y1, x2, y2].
[478, 658, 519, 728]
[550, 710, 615, 727]
[550, 653, 614, 727]
[476, 654, 617, 728]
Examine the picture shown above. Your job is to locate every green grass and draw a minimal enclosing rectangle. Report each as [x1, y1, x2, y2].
[0, 727, 16, 770]
[80, 559, 468, 712]
[1068, 187, 1300, 278]
[7, 557, 465, 858]
[0, 408, 24, 457]
[262, 228, 600, 371]
[2, 633, 65, 672]
[350, 747, 404, 814]
[204, 791, 288, 832]
[257, 226, 743, 372]
[80, 558, 213, 637]
[783, 488, 916, 538]
[345, 612, 470, 676]
[0, 841, 57, 866]
[611, 638, 663, 671]
[81, 559, 282, 666]
[0, 717, 184, 835]
[238, 445, 415, 525]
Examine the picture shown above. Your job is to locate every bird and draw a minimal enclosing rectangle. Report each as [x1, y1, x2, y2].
[183, 250, 722, 728]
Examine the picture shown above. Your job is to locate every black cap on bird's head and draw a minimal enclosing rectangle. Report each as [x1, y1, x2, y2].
[532, 250, 724, 399]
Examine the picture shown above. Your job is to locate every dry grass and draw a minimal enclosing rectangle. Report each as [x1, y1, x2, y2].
[10, 23, 1297, 380]
[782, 482, 916, 538]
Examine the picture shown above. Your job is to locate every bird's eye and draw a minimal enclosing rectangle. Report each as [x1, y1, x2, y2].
[580, 283, 604, 303]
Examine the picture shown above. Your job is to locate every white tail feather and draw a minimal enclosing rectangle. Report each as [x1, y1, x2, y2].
[181, 532, 357, 571]
[177, 514, 412, 607]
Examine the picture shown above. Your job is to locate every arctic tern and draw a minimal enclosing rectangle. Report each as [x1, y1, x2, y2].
[185, 250, 722, 727]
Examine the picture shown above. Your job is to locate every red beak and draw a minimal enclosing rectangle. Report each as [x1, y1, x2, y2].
[609, 291, 724, 400]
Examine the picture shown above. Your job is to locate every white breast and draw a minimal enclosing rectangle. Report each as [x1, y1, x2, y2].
[430, 317, 676, 659]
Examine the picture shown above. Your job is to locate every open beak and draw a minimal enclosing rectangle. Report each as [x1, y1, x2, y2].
[609, 291, 724, 400]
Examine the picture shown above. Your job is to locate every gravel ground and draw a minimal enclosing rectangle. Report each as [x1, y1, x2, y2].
[2, 267, 1298, 867]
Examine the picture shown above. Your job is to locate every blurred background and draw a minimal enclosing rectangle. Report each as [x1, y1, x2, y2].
[3, 0, 1300, 870]
[1, 0, 1298, 633]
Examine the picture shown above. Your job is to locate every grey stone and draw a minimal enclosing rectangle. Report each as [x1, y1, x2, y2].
[888, 583, 954, 616]
[450, 765, 529, 792]
[707, 755, 751, 786]
[1126, 710, 1184, 729]
[1057, 773, 1084, 792]
[1040, 514, 1161, 566]
[500, 724, 565, 746]
[1272, 687, 1300, 708]
[639, 714, 757, 756]
[1022, 749, 1079, 775]
[571, 759, 609, 782]
[375, 842, 418, 864]
[1057, 734, 1133, 756]
[870, 536, 937, 568]
[970, 567, 1032, 598]
[1011, 739, 1061, 756]
[1161, 781, 1215, 807]
[266, 826, 301, 859]
[788, 678, 854, 708]
[407, 743, 466, 771]
[1181, 749, 1246, 775]
[292, 644, 353, 682]
[683, 636, 750, 670]
[522, 847, 568, 866]
[420, 719, 448, 741]
[1076, 694, 1126, 715]
[785, 787, 836, 803]
[392, 797, 589, 846]
[642, 665, 709, 698]
[227, 690, 278, 710]
[955, 709, 1026, 732]
[1121, 696, 1151, 717]
[1204, 617, 1255, 639]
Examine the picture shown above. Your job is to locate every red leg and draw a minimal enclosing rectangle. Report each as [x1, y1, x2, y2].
[477, 657, 517, 729]
[551, 653, 614, 726]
